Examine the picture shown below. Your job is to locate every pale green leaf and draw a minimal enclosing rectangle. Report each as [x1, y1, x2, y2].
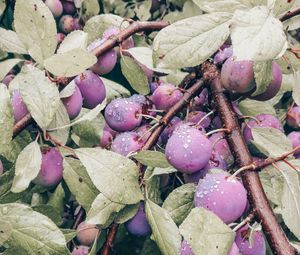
[0, 219, 12, 245]
[277, 45, 300, 74]
[149, 167, 177, 179]
[292, 72, 300, 107]
[252, 61, 273, 96]
[153, 13, 232, 69]
[102, 77, 131, 103]
[144, 167, 162, 204]
[135, 0, 151, 21]
[60, 80, 76, 98]
[238, 99, 276, 116]
[0, 0, 5, 17]
[133, 150, 171, 168]
[81, 0, 100, 21]
[48, 183, 65, 216]
[57, 31, 89, 54]
[11, 141, 42, 193]
[0, 28, 27, 55]
[273, 0, 297, 17]
[75, 148, 143, 204]
[0, 58, 22, 81]
[179, 207, 235, 255]
[283, 15, 300, 30]
[61, 229, 77, 243]
[114, 203, 140, 224]
[44, 48, 97, 77]
[14, 0, 57, 65]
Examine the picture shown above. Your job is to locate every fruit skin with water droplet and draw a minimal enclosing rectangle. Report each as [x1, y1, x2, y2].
[45, 0, 63, 17]
[104, 98, 142, 132]
[287, 131, 300, 158]
[221, 57, 255, 94]
[194, 171, 247, 224]
[243, 114, 283, 144]
[11, 90, 29, 123]
[151, 83, 183, 110]
[235, 225, 266, 255]
[111, 132, 144, 156]
[61, 85, 83, 119]
[71, 245, 89, 255]
[77, 222, 100, 246]
[125, 202, 151, 236]
[75, 70, 106, 109]
[159, 116, 182, 144]
[287, 106, 300, 129]
[32, 147, 64, 187]
[59, 15, 74, 34]
[165, 124, 212, 173]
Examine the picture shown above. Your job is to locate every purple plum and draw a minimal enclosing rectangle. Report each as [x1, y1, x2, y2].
[103, 26, 134, 50]
[71, 246, 89, 255]
[214, 47, 233, 65]
[228, 242, 240, 255]
[111, 132, 144, 156]
[62, 0, 76, 15]
[1, 74, 15, 87]
[76, 221, 100, 246]
[191, 88, 209, 111]
[287, 131, 300, 158]
[287, 106, 300, 129]
[183, 169, 208, 184]
[187, 111, 211, 128]
[180, 240, 194, 255]
[45, 0, 63, 17]
[59, 15, 74, 34]
[11, 90, 29, 123]
[150, 82, 159, 93]
[61, 85, 83, 119]
[159, 116, 182, 144]
[56, 33, 65, 46]
[0, 160, 3, 176]
[73, 18, 83, 30]
[136, 124, 152, 143]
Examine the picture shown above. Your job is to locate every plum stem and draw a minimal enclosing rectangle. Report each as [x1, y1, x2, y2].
[232, 212, 255, 232]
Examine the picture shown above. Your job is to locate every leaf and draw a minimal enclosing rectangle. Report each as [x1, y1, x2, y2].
[141, 238, 162, 255]
[61, 229, 77, 242]
[57, 31, 89, 54]
[0, 28, 28, 54]
[273, 0, 297, 17]
[153, 13, 232, 69]
[32, 204, 63, 226]
[292, 72, 300, 107]
[231, 6, 287, 61]
[283, 15, 300, 31]
[251, 127, 292, 157]
[120, 55, 150, 95]
[179, 207, 235, 255]
[63, 158, 99, 211]
[11, 141, 42, 193]
[127, 47, 171, 74]
[81, 0, 100, 21]
[0, 0, 5, 17]
[75, 148, 143, 204]
[46, 101, 70, 146]
[83, 14, 123, 43]
[0, 58, 22, 81]
[0, 219, 12, 245]
[14, 0, 57, 65]
[133, 151, 171, 168]
[114, 203, 140, 224]
[135, 0, 151, 21]
[44, 48, 97, 77]
[251, 61, 273, 96]
[102, 77, 131, 103]
[0, 203, 69, 254]
[145, 199, 181, 255]
[162, 184, 195, 225]
[144, 168, 162, 204]
[86, 193, 125, 227]
[149, 167, 178, 179]
[0, 84, 13, 152]
[238, 99, 276, 116]
[48, 183, 65, 216]
[60, 80, 76, 99]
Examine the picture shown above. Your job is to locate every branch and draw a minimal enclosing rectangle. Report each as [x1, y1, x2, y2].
[102, 224, 119, 255]
[202, 62, 297, 255]
[12, 113, 32, 137]
[280, 7, 300, 22]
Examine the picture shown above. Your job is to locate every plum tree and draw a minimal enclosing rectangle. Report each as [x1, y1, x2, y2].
[45, 0, 63, 17]
[104, 98, 143, 132]
[287, 131, 300, 158]
[74, 70, 106, 109]
[194, 171, 247, 224]
[76, 222, 100, 246]
[243, 114, 284, 144]
[61, 85, 83, 119]
[125, 202, 151, 236]
[287, 106, 300, 129]
[61, 0, 76, 15]
[165, 124, 213, 173]
[235, 225, 266, 255]
[59, 15, 74, 33]
[71, 246, 89, 255]
[11, 90, 29, 123]
[111, 132, 144, 156]
[32, 147, 63, 187]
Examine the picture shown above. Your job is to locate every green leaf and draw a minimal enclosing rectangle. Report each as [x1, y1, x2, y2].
[11, 141, 42, 193]
[144, 167, 162, 204]
[283, 15, 300, 31]
[0, 219, 12, 245]
[86, 193, 125, 227]
[75, 148, 143, 204]
[83, 14, 123, 44]
[18, 65, 60, 129]
[231, 6, 287, 61]
[179, 207, 235, 255]
[252, 61, 273, 97]
[148, 167, 177, 179]
[48, 183, 66, 216]
[162, 184, 195, 225]
[60, 80, 76, 98]
[145, 199, 181, 255]
[14, 0, 57, 65]
[44, 48, 97, 77]
[251, 127, 292, 158]
[57, 31, 89, 54]
[238, 99, 276, 116]
[102, 77, 131, 103]
[46, 101, 70, 146]
[292, 72, 300, 107]
[32, 204, 63, 226]
[273, 0, 297, 17]
[141, 238, 162, 255]
[0, 58, 22, 81]
[0, 84, 13, 152]
[81, 0, 100, 21]
[135, 0, 151, 21]
[0, 28, 28, 54]
[133, 151, 171, 168]
[61, 229, 77, 242]
[153, 13, 232, 69]
[63, 158, 99, 211]
[0, 203, 69, 254]
[114, 203, 140, 224]
[120, 55, 150, 95]
[0, 0, 6, 17]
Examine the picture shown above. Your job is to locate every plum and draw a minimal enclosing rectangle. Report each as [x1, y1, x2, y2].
[183, 169, 208, 184]
[180, 240, 194, 255]
[62, 0, 76, 15]
[100, 123, 119, 148]
[191, 88, 209, 111]
[1, 74, 15, 87]
[61, 85, 83, 119]
[194, 171, 247, 224]
[87, 38, 117, 75]
[59, 15, 74, 34]
[235, 225, 266, 255]
[32, 147, 63, 187]
[150, 0, 160, 12]
[213, 47, 233, 65]
[45, 0, 63, 17]
[150, 82, 159, 93]
[76, 221, 100, 246]
[287, 131, 300, 158]
[243, 114, 283, 144]
[159, 116, 182, 144]
[74, 70, 106, 109]
[212, 116, 223, 128]
[11, 90, 29, 123]
[102, 26, 134, 50]
[71, 246, 89, 255]
[287, 106, 300, 129]
[165, 124, 213, 173]
[151, 83, 183, 110]
[228, 242, 240, 255]
[136, 124, 152, 143]
[73, 18, 83, 30]
[187, 111, 211, 128]
[125, 202, 151, 236]
[56, 33, 65, 45]
[111, 132, 144, 156]
[0, 160, 3, 176]
[221, 57, 255, 94]
[104, 98, 142, 132]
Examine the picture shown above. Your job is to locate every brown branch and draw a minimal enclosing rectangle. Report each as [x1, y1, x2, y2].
[280, 7, 300, 22]
[12, 113, 32, 137]
[101, 224, 119, 255]
[202, 62, 297, 255]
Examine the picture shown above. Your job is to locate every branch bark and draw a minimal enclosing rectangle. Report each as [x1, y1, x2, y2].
[202, 62, 297, 255]
[280, 7, 300, 22]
